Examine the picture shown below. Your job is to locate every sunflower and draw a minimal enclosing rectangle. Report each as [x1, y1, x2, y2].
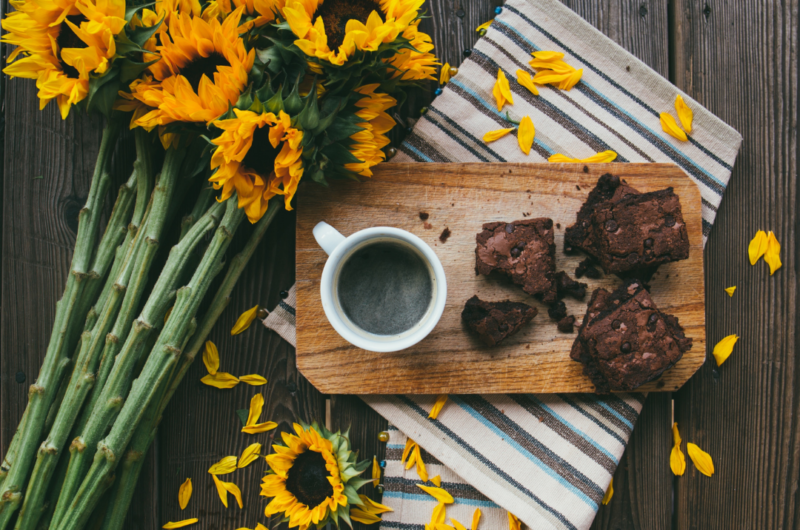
[345, 84, 395, 177]
[132, 6, 255, 130]
[2, 0, 126, 118]
[209, 109, 303, 222]
[281, 0, 426, 67]
[202, 0, 283, 30]
[261, 424, 348, 528]
[386, 18, 437, 80]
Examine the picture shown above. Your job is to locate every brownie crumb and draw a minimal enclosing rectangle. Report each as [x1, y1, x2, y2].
[583, 165, 589, 173]
[575, 259, 602, 279]
[556, 271, 587, 300]
[576, 185, 581, 190]
[556, 223, 561, 229]
[439, 227, 451, 243]
[557, 315, 576, 333]
[547, 300, 568, 321]
[419, 212, 429, 221]
[423, 222, 432, 229]
[461, 296, 537, 346]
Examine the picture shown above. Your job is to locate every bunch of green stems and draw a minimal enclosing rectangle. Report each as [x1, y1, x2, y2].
[0, 115, 281, 530]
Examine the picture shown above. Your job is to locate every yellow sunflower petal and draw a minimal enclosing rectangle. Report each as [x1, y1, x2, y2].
[559, 68, 583, 91]
[431, 502, 447, 525]
[202, 341, 219, 375]
[515, 69, 539, 95]
[224, 481, 244, 509]
[372, 456, 381, 486]
[201, 372, 239, 389]
[163, 519, 198, 528]
[531, 50, 564, 61]
[748, 230, 768, 265]
[493, 69, 513, 110]
[402, 439, 416, 465]
[675, 95, 693, 133]
[517, 116, 535, 155]
[483, 128, 515, 143]
[231, 305, 259, 335]
[476, 20, 492, 32]
[414, 445, 428, 482]
[428, 395, 449, 420]
[451, 520, 467, 530]
[671, 444, 686, 476]
[660, 113, 688, 141]
[765, 231, 782, 274]
[242, 421, 278, 434]
[351, 509, 382, 524]
[208, 455, 237, 475]
[724, 286, 736, 297]
[359, 494, 393, 514]
[687, 443, 714, 476]
[601, 479, 613, 505]
[239, 443, 262, 468]
[440, 62, 451, 85]
[417, 484, 454, 504]
[178, 478, 192, 510]
[246, 393, 264, 426]
[712, 334, 739, 367]
[212, 474, 229, 508]
[548, 151, 617, 163]
[431, 475, 441, 487]
[471, 508, 481, 530]
[508, 512, 521, 530]
[239, 374, 267, 386]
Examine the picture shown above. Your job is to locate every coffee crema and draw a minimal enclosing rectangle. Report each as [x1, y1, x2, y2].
[337, 241, 433, 336]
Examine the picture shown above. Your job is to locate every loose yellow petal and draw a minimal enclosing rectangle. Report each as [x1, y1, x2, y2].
[208, 455, 237, 475]
[532, 70, 572, 86]
[515, 69, 539, 96]
[440, 62, 451, 85]
[765, 231, 782, 275]
[675, 95, 693, 133]
[429, 395, 449, 420]
[372, 456, 381, 486]
[559, 68, 583, 91]
[601, 479, 613, 505]
[431, 502, 447, 525]
[548, 151, 617, 163]
[493, 69, 513, 110]
[242, 421, 278, 434]
[748, 230, 768, 265]
[246, 394, 264, 426]
[687, 443, 714, 476]
[402, 439, 416, 465]
[351, 510, 382, 524]
[528, 59, 575, 73]
[451, 520, 467, 530]
[471, 508, 481, 530]
[212, 474, 229, 508]
[200, 372, 239, 389]
[224, 481, 244, 509]
[724, 286, 736, 297]
[231, 305, 259, 335]
[239, 374, 267, 386]
[178, 478, 192, 510]
[517, 116, 535, 155]
[476, 20, 493, 32]
[417, 484, 455, 504]
[414, 445, 429, 482]
[671, 443, 686, 476]
[202, 341, 219, 375]
[531, 50, 564, 61]
[238, 443, 261, 468]
[163, 519, 198, 529]
[508, 512, 521, 530]
[359, 494, 393, 514]
[712, 334, 739, 366]
[660, 113, 688, 141]
[483, 128, 515, 143]
[431, 475, 442, 487]
[672, 421, 682, 446]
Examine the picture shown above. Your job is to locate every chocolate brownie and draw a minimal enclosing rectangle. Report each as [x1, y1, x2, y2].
[565, 174, 690, 276]
[570, 280, 692, 393]
[555, 271, 587, 300]
[547, 300, 568, 321]
[461, 296, 538, 346]
[475, 218, 557, 303]
[557, 315, 576, 333]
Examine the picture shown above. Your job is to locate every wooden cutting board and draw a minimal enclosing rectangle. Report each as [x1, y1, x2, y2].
[295, 163, 705, 394]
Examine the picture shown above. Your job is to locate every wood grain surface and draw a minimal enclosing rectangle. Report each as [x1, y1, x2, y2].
[296, 162, 706, 394]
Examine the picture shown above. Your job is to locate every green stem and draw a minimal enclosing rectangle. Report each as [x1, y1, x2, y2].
[180, 184, 214, 240]
[56, 199, 245, 530]
[0, 118, 122, 530]
[100, 199, 281, 530]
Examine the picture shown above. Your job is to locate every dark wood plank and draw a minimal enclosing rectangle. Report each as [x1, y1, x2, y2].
[672, 1, 799, 528]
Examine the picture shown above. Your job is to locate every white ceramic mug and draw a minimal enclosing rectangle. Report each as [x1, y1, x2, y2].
[313, 221, 447, 352]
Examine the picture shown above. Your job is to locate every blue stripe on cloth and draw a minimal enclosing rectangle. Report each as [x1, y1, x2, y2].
[590, 393, 640, 422]
[453, 396, 601, 509]
[383, 491, 501, 509]
[556, 394, 628, 445]
[400, 142, 434, 162]
[593, 400, 635, 430]
[397, 396, 577, 530]
[425, 107, 501, 162]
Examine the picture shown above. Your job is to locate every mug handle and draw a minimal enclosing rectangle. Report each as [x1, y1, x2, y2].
[313, 221, 346, 256]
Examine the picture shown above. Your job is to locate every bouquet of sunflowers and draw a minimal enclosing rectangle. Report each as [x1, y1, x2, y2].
[0, 0, 437, 527]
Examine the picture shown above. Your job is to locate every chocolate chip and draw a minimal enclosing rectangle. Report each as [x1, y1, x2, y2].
[510, 246, 522, 258]
[605, 220, 618, 232]
[644, 238, 654, 248]
[611, 319, 621, 330]
[649, 313, 659, 324]
[620, 342, 632, 353]
[505, 224, 515, 234]
[627, 252, 639, 263]
[664, 214, 676, 227]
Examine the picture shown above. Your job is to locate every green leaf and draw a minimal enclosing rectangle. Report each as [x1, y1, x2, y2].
[127, 15, 164, 47]
[236, 409, 249, 427]
[236, 84, 254, 110]
[325, 119, 363, 143]
[119, 57, 159, 83]
[265, 88, 284, 113]
[342, 485, 363, 507]
[125, 1, 156, 22]
[321, 143, 361, 165]
[256, 46, 284, 74]
[297, 87, 319, 130]
[337, 505, 353, 530]
[86, 68, 121, 117]
[283, 80, 303, 114]
[308, 167, 327, 185]
[345, 477, 373, 491]
[33, 175, 44, 180]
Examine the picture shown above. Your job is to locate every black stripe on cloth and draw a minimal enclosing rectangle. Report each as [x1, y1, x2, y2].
[444, 82, 552, 160]
[278, 300, 295, 316]
[566, 395, 633, 437]
[423, 108, 499, 162]
[556, 394, 627, 445]
[385, 476, 494, 502]
[508, 394, 618, 474]
[458, 395, 605, 504]
[502, 3, 733, 172]
[703, 218, 712, 237]
[397, 396, 578, 530]
[385, 446, 443, 467]
[468, 48, 629, 162]
[404, 129, 452, 162]
[381, 523, 426, 530]
[624, 392, 647, 408]
[584, 393, 639, 425]
[398, 143, 427, 161]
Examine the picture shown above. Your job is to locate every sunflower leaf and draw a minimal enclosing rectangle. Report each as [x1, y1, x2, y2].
[119, 57, 159, 83]
[342, 484, 363, 507]
[86, 68, 120, 117]
[236, 409, 249, 427]
[345, 477, 373, 491]
[124, 1, 156, 21]
[284, 81, 303, 114]
[265, 89, 284, 113]
[325, 119, 364, 143]
[321, 143, 362, 165]
[128, 15, 164, 47]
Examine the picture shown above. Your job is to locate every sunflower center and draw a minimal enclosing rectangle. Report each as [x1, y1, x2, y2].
[242, 124, 281, 176]
[285, 450, 334, 507]
[181, 53, 230, 92]
[312, 0, 379, 50]
[57, 15, 88, 79]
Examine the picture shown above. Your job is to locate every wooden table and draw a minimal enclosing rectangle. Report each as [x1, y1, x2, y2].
[0, 1, 795, 529]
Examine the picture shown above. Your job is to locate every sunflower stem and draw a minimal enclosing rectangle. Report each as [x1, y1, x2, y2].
[180, 184, 214, 240]
[100, 199, 281, 530]
[55, 199, 245, 530]
[0, 117, 123, 530]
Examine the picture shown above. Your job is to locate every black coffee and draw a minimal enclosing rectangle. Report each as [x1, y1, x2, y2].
[337, 241, 433, 336]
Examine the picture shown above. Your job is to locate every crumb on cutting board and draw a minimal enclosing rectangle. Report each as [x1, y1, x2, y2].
[439, 227, 451, 243]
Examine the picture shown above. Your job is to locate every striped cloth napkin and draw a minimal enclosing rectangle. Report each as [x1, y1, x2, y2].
[264, 0, 742, 527]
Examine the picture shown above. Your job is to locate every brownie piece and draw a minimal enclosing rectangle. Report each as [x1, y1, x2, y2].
[557, 315, 576, 333]
[547, 300, 568, 321]
[555, 271, 587, 300]
[461, 296, 538, 346]
[570, 280, 692, 393]
[575, 259, 602, 279]
[475, 218, 557, 302]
